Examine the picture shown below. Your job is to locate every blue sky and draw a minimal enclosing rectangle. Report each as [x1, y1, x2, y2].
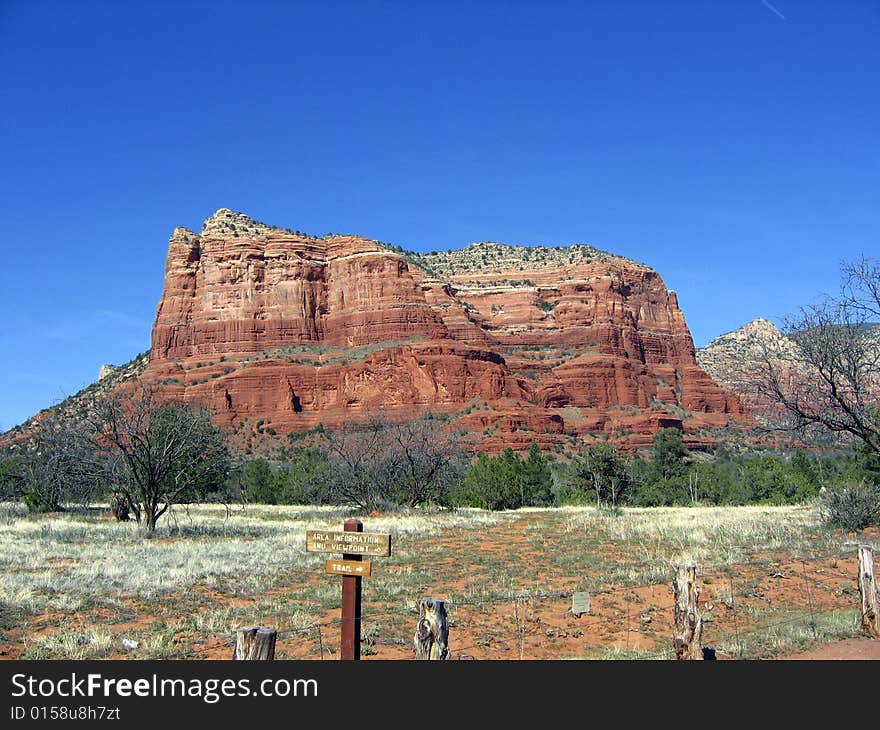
[1, 0, 878, 430]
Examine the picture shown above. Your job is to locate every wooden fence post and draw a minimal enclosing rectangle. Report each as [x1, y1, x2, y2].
[857, 545, 879, 639]
[233, 626, 277, 660]
[673, 564, 704, 660]
[414, 598, 450, 660]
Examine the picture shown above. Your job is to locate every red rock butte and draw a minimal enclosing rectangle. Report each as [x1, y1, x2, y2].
[143, 208, 748, 451]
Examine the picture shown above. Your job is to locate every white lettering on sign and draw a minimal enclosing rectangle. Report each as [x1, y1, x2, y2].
[325, 559, 372, 577]
[306, 530, 392, 556]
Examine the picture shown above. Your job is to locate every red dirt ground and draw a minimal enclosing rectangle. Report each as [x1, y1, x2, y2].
[781, 638, 880, 660]
[2, 514, 877, 661]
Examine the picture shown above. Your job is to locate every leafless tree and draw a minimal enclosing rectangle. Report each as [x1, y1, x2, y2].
[2, 415, 103, 511]
[320, 415, 470, 511]
[84, 382, 230, 533]
[320, 422, 389, 511]
[388, 416, 472, 507]
[757, 256, 880, 454]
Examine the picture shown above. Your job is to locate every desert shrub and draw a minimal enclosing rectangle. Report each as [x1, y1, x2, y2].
[455, 450, 524, 510]
[317, 417, 468, 511]
[819, 480, 880, 532]
[13, 416, 104, 513]
[23, 486, 57, 513]
[227, 447, 333, 506]
[241, 458, 276, 504]
[559, 442, 631, 507]
[276, 447, 333, 504]
[454, 444, 552, 510]
[0, 453, 23, 502]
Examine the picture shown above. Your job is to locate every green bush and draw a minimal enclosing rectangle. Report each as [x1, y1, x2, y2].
[560, 442, 631, 507]
[454, 443, 553, 510]
[230, 448, 334, 506]
[819, 481, 880, 532]
[276, 447, 332, 504]
[23, 485, 60, 513]
[241, 458, 276, 504]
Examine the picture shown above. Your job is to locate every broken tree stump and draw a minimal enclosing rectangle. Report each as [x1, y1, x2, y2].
[673, 564, 704, 660]
[414, 598, 450, 660]
[233, 626, 277, 660]
[110, 494, 130, 521]
[857, 545, 879, 639]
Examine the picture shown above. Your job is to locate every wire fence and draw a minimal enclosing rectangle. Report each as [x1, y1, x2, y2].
[217, 543, 874, 660]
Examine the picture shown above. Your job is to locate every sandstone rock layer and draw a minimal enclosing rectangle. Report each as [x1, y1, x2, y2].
[144, 209, 748, 451]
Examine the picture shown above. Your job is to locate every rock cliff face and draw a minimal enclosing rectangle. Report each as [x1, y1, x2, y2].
[143, 208, 747, 451]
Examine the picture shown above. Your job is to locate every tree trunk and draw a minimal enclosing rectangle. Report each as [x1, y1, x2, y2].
[233, 626, 277, 660]
[673, 564, 704, 660]
[110, 494, 130, 521]
[858, 546, 880, 639]
[414, 598, 450, 660]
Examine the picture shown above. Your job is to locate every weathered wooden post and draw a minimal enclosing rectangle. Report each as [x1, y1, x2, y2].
[857, 545, 879, 639]
[232, 626, 277, 660]
[673, 564, 704, 660]
[414, 598, 450, 660]
[305, 520, 391, 661]
[340, 518, 363, 660]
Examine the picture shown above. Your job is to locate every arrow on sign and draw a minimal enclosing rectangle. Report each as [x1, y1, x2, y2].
[325, 559, 373, 577]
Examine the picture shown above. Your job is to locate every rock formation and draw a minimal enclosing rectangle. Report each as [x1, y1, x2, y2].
[139, 208, 747, 451]
[98, 364, 118, 381]
[697, 317, 880, 432]
[695, 318, 801, 424]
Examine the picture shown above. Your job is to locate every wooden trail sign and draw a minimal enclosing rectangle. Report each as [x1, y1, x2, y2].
[326, 559, 372, 577]
[306, 530, 391, 557]
[306, 519, 392, 660]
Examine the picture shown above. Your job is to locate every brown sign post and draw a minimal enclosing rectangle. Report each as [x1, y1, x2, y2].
[306, 519, 391, 660]
[341, 519, 363, 660]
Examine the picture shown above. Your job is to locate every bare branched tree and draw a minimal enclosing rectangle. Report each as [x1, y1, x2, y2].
[320, 415, 469, 511]
[388, 417, 471, 507]
[85, 381, 230, 533]
[3, 415, 103, 512]
[757, 256, 880, 454]
[320, 422, 390, 511]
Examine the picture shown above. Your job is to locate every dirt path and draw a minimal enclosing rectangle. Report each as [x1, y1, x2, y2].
[779, 637, 880, 660]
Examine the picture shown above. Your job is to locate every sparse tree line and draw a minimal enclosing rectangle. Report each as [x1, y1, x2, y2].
[3, 394, 877, 534]
[1, 256, 878, 533]
[0, 385, 232, 533]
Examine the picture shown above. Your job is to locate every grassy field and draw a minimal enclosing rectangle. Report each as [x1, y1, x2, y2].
[0, 502, 876, 660]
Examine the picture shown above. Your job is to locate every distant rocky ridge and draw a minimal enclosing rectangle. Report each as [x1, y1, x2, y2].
[695, 318, 798, 424]
[98, 364, 119, 381]
[6, 208, 751, 452]
[402, 240, 644, 278]
[2, 352, 150, 439]
[696, 317, 880, 431]
[697, 317, 798, 362]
